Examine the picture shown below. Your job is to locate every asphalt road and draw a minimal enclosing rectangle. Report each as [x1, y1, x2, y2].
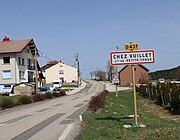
[0, 80, 104, 140]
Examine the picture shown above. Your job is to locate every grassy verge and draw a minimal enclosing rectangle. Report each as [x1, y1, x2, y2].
[0, 96, 20, 102]
[76, 90, 180, 140]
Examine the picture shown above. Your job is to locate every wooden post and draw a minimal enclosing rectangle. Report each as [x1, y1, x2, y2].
[34, 48, 38, 95]
[131, 65, 138, 124]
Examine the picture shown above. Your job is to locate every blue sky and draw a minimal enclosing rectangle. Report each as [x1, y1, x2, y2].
[1, 0, 180, 79]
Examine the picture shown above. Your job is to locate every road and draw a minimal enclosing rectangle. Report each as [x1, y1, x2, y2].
[0, 80, 104, 140]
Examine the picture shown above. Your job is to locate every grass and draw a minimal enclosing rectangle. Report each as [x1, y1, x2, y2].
[0, 96, 20, 102]
[62, 82, 78, 87]
[76, 90, 180, 140]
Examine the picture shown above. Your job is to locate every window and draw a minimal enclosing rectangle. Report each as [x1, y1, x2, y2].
[25, 48, 30, 53]
[2, 70, 11, 79]
[18, 57, 25, 65]
[4, 84, 11, 88]
[59, 70, 64, 74]
[2, 57, 10, 64]
[19, 71, 25, 79]
[27, 59, 34, 70]
[18, 57, 21, 65]
[27, 59, 33, 66]
[28, 71, 34, 82]
[22, 58, 25, 65]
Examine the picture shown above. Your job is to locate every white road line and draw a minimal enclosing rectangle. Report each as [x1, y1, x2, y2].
[0, 123, 5, 126]
[58, 124, 73, 140]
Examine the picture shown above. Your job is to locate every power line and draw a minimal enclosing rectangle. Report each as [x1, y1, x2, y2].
[38, 49, 52, 61]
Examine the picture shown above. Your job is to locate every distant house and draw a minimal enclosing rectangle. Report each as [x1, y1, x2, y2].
[119, 65, 149, 86]
[0, 36, 44, 93]
[41, 60, 77, 84]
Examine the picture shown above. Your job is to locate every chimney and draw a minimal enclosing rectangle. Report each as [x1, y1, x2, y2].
[3, 36, 10, 42]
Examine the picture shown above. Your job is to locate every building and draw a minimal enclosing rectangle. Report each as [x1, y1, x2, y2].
[12, 82, 34, 96]
[119, 65, 149, 86]
[41, 60, 78, 84]
[0, 36, 43, 93]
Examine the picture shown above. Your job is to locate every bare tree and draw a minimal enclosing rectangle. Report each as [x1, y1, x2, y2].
[95, 70, 107, 81]
[107, 60, 115, 82]
[90, 71, 94, 80]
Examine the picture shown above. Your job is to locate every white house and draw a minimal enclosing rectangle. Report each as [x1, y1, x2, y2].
[0, 36, 43, 93]
[41, 60, 78, 84]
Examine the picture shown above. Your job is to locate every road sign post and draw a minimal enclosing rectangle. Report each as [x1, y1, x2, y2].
[131, 64, 138, 124]
[110, 42, 154, 128]
[112, 75, 119, 97]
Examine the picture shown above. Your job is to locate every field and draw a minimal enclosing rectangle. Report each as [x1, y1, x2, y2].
[77, 90, 180, 140]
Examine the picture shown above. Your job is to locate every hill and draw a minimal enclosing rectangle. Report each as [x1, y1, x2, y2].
[149, 66, 180, 80]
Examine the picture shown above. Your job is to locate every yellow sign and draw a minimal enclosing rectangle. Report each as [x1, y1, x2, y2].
[124, 43, 139, 50]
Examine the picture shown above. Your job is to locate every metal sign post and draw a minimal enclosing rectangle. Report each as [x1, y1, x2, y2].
[115, 84, 118, 97]
[112, 75, 119, 97]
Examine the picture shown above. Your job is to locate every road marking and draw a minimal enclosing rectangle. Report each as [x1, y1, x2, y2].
[71, 97, 79, 100]
[58, 124, 73, 140]
[53, 103, 64, 106]
[59, 119, 74, 124]
[74, 103, 84, 107]
[67, 105, 87, 119]
[0, 123, 5, 126]
[11, 113, 65, 140]
[35, 108, 50, 112]
[2, 114, 33, 124]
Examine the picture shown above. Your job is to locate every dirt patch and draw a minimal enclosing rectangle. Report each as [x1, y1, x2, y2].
[139, 99, 180, 122]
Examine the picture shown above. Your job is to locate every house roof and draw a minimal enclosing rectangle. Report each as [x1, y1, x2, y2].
[119, 64, 149, 73]
[41, 60, 59, 71]
[0, 37, 38, 55]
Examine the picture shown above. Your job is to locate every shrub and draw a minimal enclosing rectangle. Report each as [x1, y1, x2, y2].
[170, 86, 180, 115]
[89, 90, 109, 112]
[32, 94, 44, 102]
[43, 93, 53, 99]
[161, 83, 171, 106]
[0, 97, 16, 110]
[137, 85, 147, 97]
[18, 95, 32, 105]
[52, 92, 61, 97]
[59, 89, 66, 96]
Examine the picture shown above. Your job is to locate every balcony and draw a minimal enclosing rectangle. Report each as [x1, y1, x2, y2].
[28, 65, 35, 70]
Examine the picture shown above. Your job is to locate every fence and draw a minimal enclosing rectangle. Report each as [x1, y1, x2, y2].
[137, 83, 180, 115]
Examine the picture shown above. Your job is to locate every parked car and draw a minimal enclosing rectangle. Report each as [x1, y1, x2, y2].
[158, 78, 165, 84]
[51, 87, 61, 93]
[52, 80, 62, 88]
[0, 92, 10, 96]
[38, 87, 51, 94]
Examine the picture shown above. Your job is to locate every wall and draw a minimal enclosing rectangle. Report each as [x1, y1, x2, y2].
[43, 62, 77, 84]
[119, 65, 149, 86]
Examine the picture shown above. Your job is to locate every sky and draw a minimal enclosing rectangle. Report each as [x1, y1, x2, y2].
[1, 0, 180, 79]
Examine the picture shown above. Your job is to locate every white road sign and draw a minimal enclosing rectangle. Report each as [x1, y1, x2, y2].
[110, 50, 155, 66]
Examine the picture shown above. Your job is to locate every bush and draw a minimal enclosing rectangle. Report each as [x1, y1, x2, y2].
[0, 97, 16, 110]
[52, 92, 61, 97]
[137, 85, 147, 97]
[170, 86, 180, 114]
[138, 83, 180, 114]
[43, 93, 53, 99]
[18, 95, 32, 104]
[59, 89, 66, 96]
[32, 94, 44, 102]
[89, 90, 109, 112]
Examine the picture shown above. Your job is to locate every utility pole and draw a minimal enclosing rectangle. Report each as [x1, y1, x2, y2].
[34, 47, 38, 95]
[115, 46, 119, 97]
[75, 53, 80, 87]
[116, 46, 119, 77]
